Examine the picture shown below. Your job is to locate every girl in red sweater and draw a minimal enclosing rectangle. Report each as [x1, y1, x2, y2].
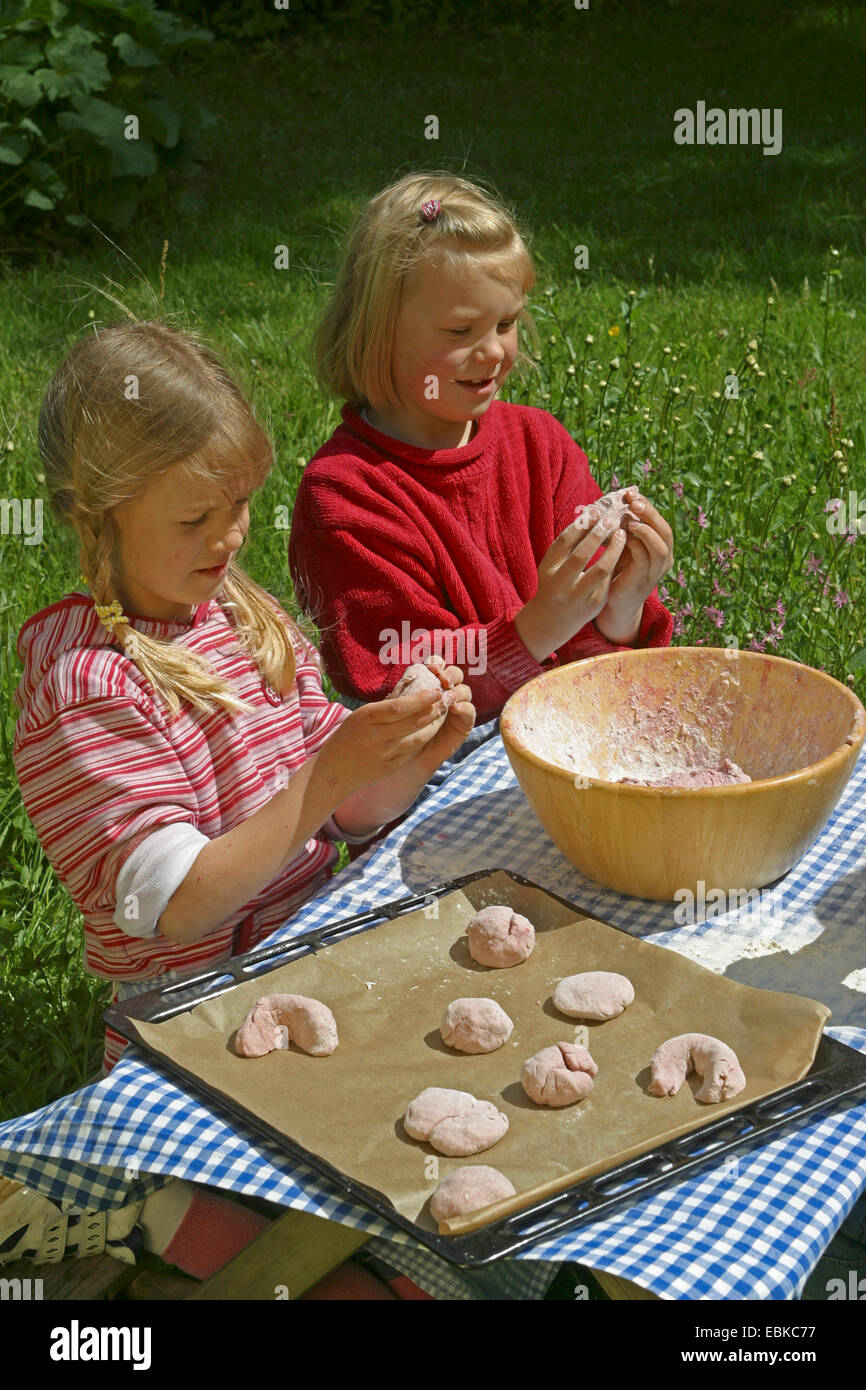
[289, 171, 674, 830]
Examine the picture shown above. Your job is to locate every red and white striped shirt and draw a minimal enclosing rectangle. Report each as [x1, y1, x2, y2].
[13, 592, 351, 985]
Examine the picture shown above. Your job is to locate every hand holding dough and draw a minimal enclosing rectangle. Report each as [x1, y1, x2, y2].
[234, 994, 338, 1057]
[649, 1033, 746, 1103]
[521, 1041, 598, 1108]
[553, 971, 634, 1021]
[404, 1086, 509, 1156]
[440, 998, 514, 1053]
[466, 905, 536, 967]
[391, 656, 459, 734]
[430, 1166, 517, 1222]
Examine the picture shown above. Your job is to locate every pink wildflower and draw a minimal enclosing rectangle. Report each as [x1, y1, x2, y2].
[674, 569, 687, 587]
[703, 606, 725, 628]
[673, 480, 684, 500]
[611, 473, 620, 488]
[825, 498, 842, 514]
[804, 553, 824, 576]
[696, 506, 709, 529]
[712, 578, 731, 598]
[833, 589, 851, 608]
[773, 600, 786, 619]
[641, 458, 653, 475]
[748, 637, 767, 653]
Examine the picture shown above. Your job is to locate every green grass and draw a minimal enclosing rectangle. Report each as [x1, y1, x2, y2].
[1, 3, 864, 1119]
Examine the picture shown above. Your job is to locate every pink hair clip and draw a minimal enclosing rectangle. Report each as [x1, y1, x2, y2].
[420, 198, 440, 222]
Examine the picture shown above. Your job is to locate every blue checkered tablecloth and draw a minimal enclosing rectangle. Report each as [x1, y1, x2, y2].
[2, 731, 865, 1301]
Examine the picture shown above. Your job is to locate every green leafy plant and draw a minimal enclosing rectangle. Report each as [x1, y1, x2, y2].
[0, 0, 214, 238]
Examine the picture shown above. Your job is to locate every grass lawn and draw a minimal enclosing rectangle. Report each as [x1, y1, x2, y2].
[0, 2, 863, 1125]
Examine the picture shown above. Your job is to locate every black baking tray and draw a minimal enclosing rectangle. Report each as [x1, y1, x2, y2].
[104, 868, 866, 1266]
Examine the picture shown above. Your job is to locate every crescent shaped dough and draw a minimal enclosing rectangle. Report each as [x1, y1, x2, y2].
[234, 994, 338, 1057]
[649, 1033, 746, 1104]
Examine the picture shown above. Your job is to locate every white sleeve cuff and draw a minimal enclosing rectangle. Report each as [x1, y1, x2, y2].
[113, 823, 210, 938]
[320, 814, 387, 845]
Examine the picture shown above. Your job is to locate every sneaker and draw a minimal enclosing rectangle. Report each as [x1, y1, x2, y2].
[0, 1178, 143, 1267]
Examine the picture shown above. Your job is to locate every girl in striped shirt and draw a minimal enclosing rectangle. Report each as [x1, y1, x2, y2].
[9, 318, 474, 1296]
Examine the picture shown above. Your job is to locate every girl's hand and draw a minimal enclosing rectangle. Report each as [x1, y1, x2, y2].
[597, 488, 674, 640]
[317, 687, 448, 799]
[514, 510, 629, 662]
[411, 664, 476, 773]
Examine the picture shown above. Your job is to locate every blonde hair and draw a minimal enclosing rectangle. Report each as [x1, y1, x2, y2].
[313, 171, 539, 411]
[39, 318, 302, 719]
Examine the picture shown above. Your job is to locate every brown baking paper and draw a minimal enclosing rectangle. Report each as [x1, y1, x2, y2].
[129, 871, 829, 1235]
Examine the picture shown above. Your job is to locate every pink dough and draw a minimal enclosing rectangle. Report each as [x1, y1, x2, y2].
[234, 994, 338, 1057]
[553, 971, 635, 1021]
[430, 1166, 517, 1222]
[404, 1086, 509, 1156]
[619, 758, 751, 788]
[391, 656, 459, 734]
[440, 998, 514, 1053]
[575, 486, 642, 532]
[466, 905, 536, 968]
[649, 1032, 746, 1103]
[521, 1042, 598, 1108]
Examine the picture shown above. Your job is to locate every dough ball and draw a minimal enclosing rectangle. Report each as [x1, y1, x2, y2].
[429, 1103, 510, 1157]
[553, 971, 634, 1021]
[466, 905, 536, 968]
[404, 1087, 479, 1141]
[576, 487, 642, 533]
[430, 1166, 516, 1223]
[235, 994, 338, 1057]
[403, 1087, 509, 1156]
[521, 1042, 598, 1108]
[391, 657, 458, 734]
[649, 1033, 746, 1104]
[440, 997, 514, 1053]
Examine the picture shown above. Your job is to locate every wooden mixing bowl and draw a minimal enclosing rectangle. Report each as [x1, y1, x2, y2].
[500, 647, 866, 901]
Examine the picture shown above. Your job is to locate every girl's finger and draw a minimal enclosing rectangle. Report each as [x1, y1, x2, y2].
[377, 687, 441, 725]
[624, 520, 670, 563]
[629, 500, 673, 547]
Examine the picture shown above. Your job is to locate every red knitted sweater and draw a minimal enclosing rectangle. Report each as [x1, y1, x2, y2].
[289, 401, 673, 724]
